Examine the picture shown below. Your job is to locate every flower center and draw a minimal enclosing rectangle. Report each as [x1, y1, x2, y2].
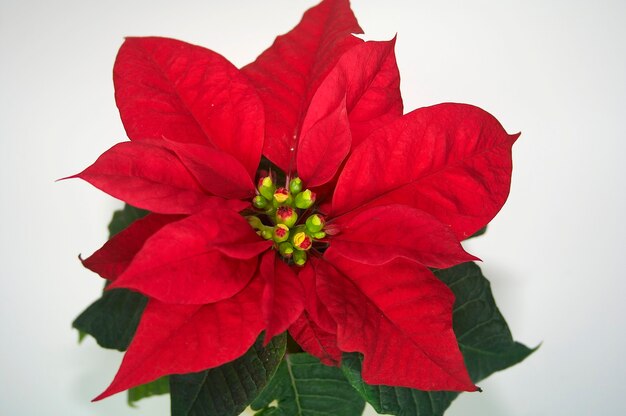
[247, 176, 325, 266]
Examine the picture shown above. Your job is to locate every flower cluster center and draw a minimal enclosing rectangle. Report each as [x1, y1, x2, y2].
[247, 176, 325, 266]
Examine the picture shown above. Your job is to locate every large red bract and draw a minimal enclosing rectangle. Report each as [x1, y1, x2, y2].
[73, 0, 517, 401]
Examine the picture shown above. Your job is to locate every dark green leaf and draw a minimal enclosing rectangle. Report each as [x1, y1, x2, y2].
[342, 262, 535, 416]
[437, 263, 535, 382]
[342, 354, 457, 416]
[251, 353, 365, 416]
[170, 334, 287, 416]
[128, 377, 170, 406]
[72, 288, 147, 351]
[108, 204, 148, 237]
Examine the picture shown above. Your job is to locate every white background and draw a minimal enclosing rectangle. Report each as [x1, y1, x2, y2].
[1, 0, 624, 414]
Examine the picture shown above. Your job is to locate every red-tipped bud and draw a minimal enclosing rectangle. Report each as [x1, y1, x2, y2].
[294, 189, 315, 209]
[292, 229, 313, 251]
[273, 187, 292, 206]
[305, 214, 325, 233]
[273, 224, 290, 243]
[258, 176, 275, 200]
[276, 206, 298, 228]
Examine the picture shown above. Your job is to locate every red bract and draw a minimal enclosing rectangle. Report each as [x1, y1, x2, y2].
[73, 0, 517, 401]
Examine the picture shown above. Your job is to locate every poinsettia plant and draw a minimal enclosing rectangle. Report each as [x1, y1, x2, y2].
[69, 0, 534, 415]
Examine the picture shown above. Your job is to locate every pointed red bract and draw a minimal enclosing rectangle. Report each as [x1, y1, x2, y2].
[108, 209, 271, 304]
[94, 277, 265, 401]
[74, 141, 249, 215]
[318, 253, 476, 391]
[333, 103, 517, 239]
[114, 37, 264, 177]
[329, 204, 478, 267]
[308, 39, 403, 150]
[289, 312, 342, 366]
[162, 139, 256, 200]
[242, 0, 363, 170]
[295, 39, 402, 199]
[297, 95, 351, 187]
[260, 251, 304, 342]
[298, 260, 337, 334]
[81, 213, 182, 281]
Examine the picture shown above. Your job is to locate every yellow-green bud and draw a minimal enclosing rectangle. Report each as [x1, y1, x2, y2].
[258, 176, 275, 200]
[293, 249, 307, 266]
[313, 231, 326, 239]
[279, 242, 294, 258]
[253, 195, 268, 209]
[289, 177, 303, 194]
[294, 189, 316, 209]
[305, 214, 325, 233]
[273, 187, 293, 206]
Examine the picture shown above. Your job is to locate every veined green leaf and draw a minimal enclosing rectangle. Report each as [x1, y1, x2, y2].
[170, 334, 287, 416]
[251, 353, 365, 416]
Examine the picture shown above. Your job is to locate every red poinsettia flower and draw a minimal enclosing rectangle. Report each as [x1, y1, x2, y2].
[73, 0, 517, 401]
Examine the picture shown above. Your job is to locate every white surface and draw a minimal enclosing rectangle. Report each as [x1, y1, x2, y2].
[1, 0, 624, 414]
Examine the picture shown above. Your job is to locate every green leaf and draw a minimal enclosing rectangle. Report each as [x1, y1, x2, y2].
[341, 262, 535, 416]
[72, 288, 147, 351]
[251, 353, 365, 416]
[170, 334, 287, 416]
[108, 204, 148, 237]
[342, 354, 457, 416]
[437, 263, 536, 381]
[128, 376, 170, 406]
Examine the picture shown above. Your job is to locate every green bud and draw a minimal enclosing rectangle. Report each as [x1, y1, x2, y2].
[273, 224, 290, 243]
[253, 195, 268, 209]
[293, 249, 307, 266]
[279, 242, 294, 258]
[258, 176, 276, 200]
[305, 214, 325, 233]
[289, 177, 303, 194]
[273, 187, 293, 206]
[294, 189, 316, 209]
